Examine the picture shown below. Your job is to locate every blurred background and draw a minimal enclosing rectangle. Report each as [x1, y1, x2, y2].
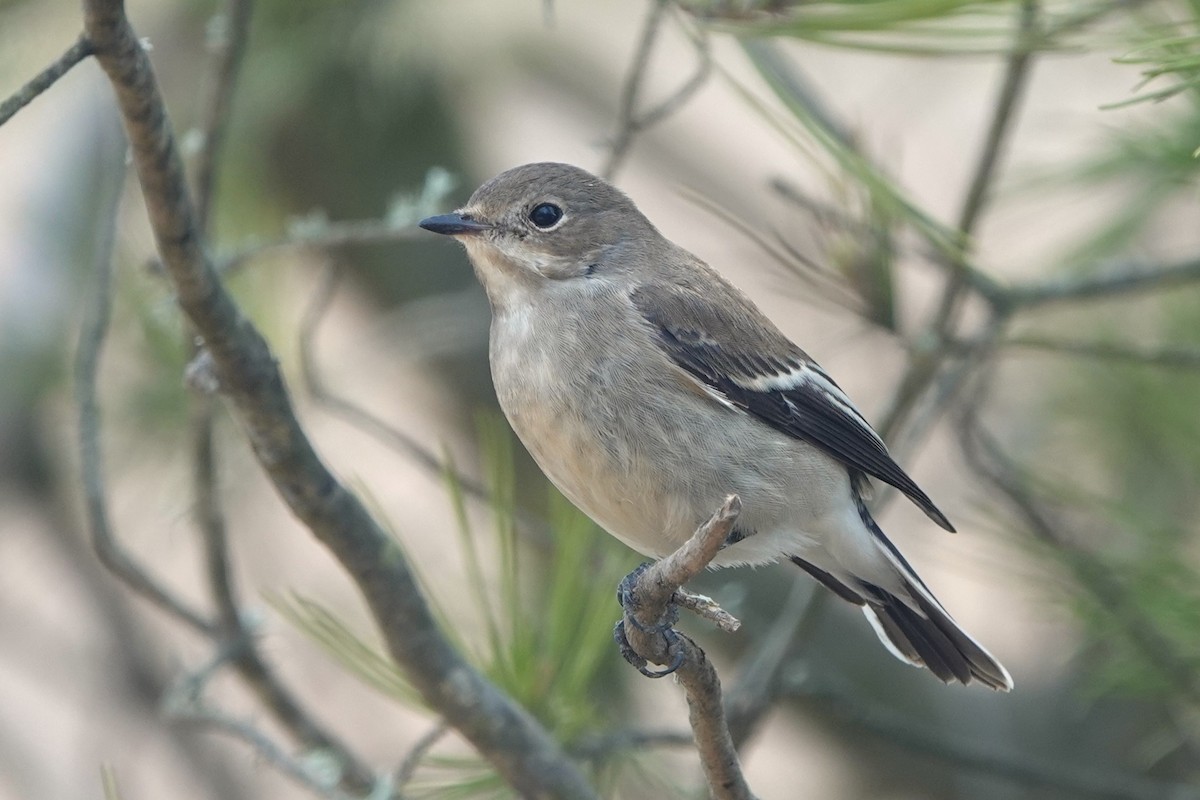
[2, 0, 1200, 797]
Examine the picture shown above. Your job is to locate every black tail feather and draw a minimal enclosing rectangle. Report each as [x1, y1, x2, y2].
[789, 559, 1013, 691]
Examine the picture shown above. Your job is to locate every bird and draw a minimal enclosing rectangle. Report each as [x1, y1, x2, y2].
[419, 162, 1012, 691]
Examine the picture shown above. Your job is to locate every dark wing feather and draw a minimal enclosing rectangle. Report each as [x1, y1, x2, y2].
[631, 281, 955, 532]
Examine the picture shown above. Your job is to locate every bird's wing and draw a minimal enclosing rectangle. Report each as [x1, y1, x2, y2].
[629, 280, 955, 532]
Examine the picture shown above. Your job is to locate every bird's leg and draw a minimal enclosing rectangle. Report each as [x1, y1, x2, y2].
[614, 561, 686, 677]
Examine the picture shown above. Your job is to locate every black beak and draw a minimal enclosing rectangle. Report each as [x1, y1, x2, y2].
[418, 213, 493, 236]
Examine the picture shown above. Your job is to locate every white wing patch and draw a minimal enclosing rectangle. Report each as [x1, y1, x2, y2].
[737, 360, 883, 445]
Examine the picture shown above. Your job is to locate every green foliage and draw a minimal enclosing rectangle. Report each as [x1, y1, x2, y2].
[736, 41, 964, 260]
[452, 416, 633, 746]
[1106, 5, 1200, 109]
[278, 418, 638, 796]
[691, 0, 1096, 55]
[1046, 292, 1200, 698]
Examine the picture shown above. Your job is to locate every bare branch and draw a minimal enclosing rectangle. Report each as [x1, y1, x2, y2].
[1000, 335, 1200, 370]
[619, 496, 757, 800]
[1003, 256, 1200, 310]
[81, 3, 598, 796]
[167, 694, 362, 800]
[0, 34, 95, 127]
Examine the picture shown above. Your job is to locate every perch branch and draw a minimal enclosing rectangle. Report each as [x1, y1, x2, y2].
[619, 495, 757, 800]
[81, 3, 598, 797]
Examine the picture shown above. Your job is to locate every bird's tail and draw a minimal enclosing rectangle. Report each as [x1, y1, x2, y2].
[860, 577, 1013, 691]
[791, 533, 1013, 691]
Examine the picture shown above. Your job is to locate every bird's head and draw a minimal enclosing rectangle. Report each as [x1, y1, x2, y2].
[420, 163, 658, 297]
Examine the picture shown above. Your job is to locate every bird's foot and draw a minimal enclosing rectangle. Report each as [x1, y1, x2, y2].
[616, 562, 680, 634]
[614, 561, 685, 677]
[613, 619, 685, 678]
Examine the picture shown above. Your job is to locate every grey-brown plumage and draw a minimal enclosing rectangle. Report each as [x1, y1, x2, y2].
[419, 162, 1012, 691]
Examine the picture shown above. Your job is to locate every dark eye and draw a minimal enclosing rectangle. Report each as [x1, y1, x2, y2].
[528, 203, 563, 229]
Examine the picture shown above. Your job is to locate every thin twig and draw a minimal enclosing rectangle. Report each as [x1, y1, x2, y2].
[218, 220, 425, 274]
[190, 0, 251, 641]
[1003, 255, 1200, 310]
[620, 496, 757, 800]
[675, 588, 741, 633]
[297, 263, 496, 504]
[74, 124, 214, 637]
[725, 581, 822, 748]
[603, 0, 669, 180]
[184, 3, 374, 790]
[169, 702, 361, 800]
[0, 34, 95, 126]
[929, 0, 1038, 328]
[82, 4, 597, 796]
[192, 0, 253, 232]
[602, 1, 711, 180]
[393, 720, 449, 790]
[569, 728, 694, 762]
[1000, 335, 1200, 370]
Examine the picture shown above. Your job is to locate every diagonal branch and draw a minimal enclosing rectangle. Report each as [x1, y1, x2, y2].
[0, 34, 95, 127]
[81, 2, 598, 797]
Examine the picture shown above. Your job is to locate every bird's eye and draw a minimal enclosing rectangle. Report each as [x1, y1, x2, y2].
[528, 203, 563, 229]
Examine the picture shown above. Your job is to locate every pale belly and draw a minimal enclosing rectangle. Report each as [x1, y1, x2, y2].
[490, 314, 849, 564]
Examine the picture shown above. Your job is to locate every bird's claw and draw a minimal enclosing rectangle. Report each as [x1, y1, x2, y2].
[614, 562, 685, 677]
[613, 620, 685, 678]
